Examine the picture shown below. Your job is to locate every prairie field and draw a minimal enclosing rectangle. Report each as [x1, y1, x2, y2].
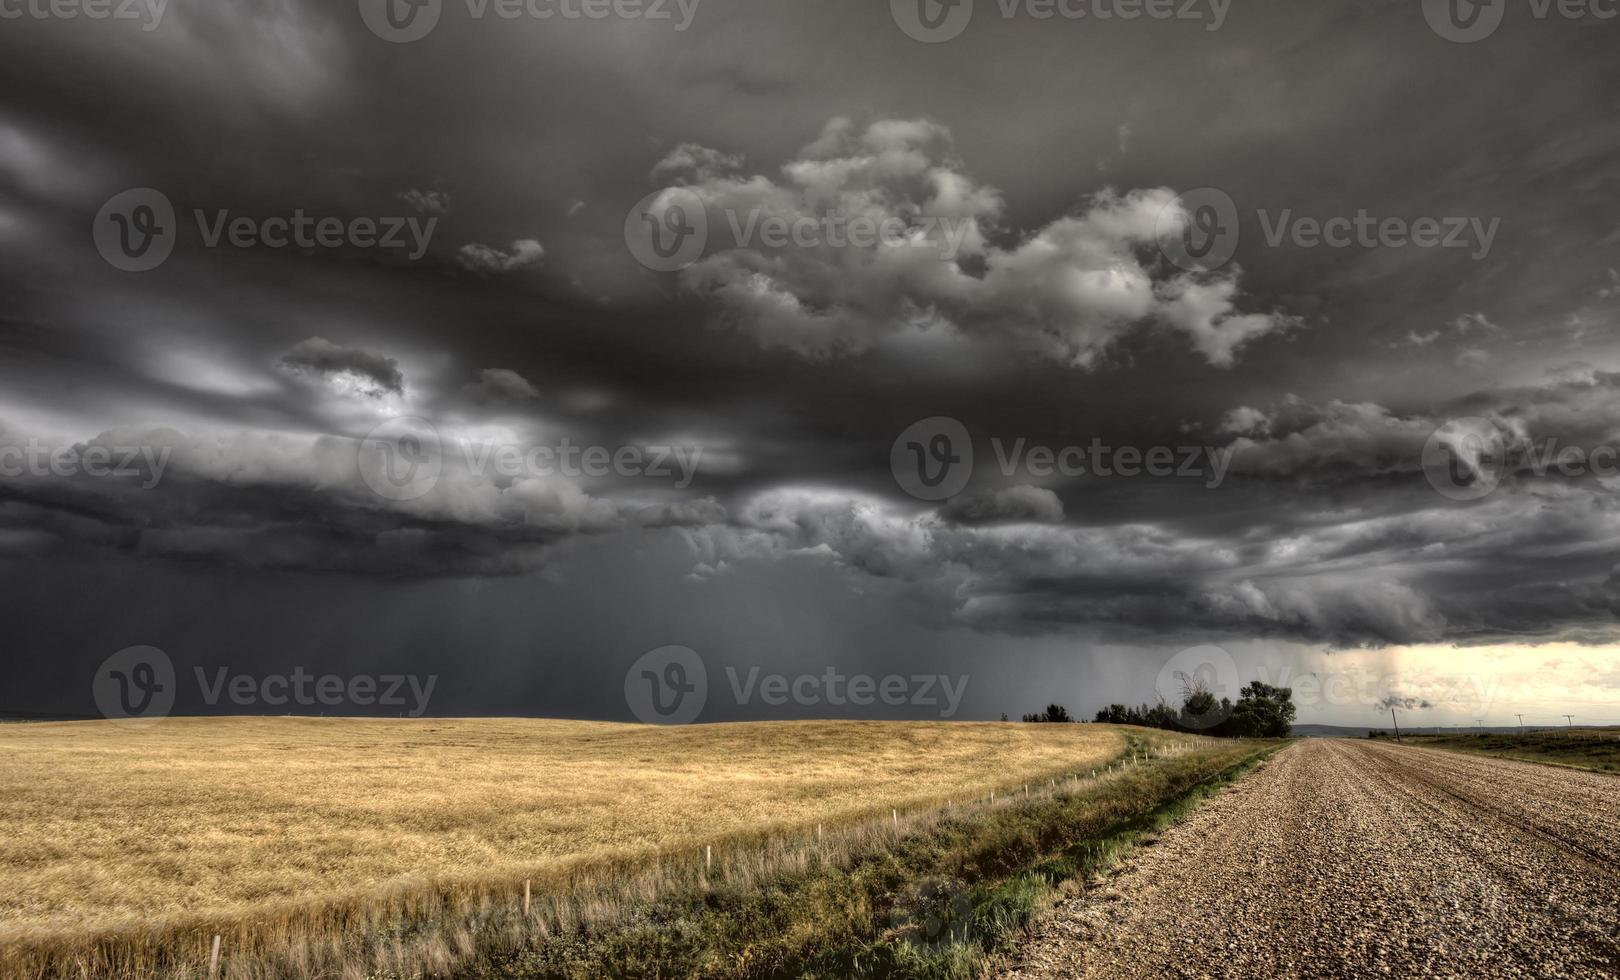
[0, 717, 1124, 948]
[1379, 727, 1620, 772]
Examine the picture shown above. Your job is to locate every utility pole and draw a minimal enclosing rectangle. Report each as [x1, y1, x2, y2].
[1516, 713, 1524, 731]
[1564, 714, 1575, 731]
[1390, 706, 1402, 744]
[1476, 719, 1484, 731]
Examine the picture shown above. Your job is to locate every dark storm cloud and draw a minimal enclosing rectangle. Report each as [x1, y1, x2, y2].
[466, 368, 541, 402]
[656, 119, 1291, 365]
[3, 0, 1620, 676]
[0, 421, 726, 575]
[278, 337, 406, 397]
[456, 240, 545, 275]
[939, 486, 1065, 525]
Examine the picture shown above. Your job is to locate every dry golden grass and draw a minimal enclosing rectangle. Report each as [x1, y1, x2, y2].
[0, 716, 1123, 941]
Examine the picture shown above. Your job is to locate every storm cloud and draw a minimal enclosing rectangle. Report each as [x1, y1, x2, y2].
[4, 0, 1620, 722]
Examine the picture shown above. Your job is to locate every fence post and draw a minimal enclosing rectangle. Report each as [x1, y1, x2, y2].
[208, 934, 221, 980]
[523, 879, 531, 917]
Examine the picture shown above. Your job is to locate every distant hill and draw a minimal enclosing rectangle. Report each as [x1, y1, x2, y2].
[1292, 724, 1375, 738]
[1292, 723, 1612, 738]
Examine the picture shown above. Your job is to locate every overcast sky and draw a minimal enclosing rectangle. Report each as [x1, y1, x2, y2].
[3, 0, 1620, 727]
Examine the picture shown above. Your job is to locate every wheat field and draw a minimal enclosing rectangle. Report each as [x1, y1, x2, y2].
[0, 716, 1123, 948]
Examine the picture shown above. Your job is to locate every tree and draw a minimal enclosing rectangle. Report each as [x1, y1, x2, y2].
[1094, 704, 1131, 724]
[1225, 681, 1295, 738]
[1094, 679, 1293, 739]
[1143, 701, 1179, 730]
[1022, 704, 1073, 723]
[1177, 676, 1232, 732]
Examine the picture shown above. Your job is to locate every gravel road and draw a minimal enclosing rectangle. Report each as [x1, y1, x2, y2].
[997, 739, 1620, 979]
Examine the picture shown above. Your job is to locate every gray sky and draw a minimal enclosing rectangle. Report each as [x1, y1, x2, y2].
[3, 0, 1620, 727]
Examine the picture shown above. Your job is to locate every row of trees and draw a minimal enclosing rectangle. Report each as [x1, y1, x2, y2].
[1020, 680, 1296, 738]
[1097, 680, 1295, 737]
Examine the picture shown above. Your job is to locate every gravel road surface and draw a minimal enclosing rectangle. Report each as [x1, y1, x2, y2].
[997, 739, 1620, 979]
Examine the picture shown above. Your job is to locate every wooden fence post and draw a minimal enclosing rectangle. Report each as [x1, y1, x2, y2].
[208, 934, 221, 980]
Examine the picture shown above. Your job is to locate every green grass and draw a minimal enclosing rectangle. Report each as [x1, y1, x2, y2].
[465, 733, 1284, 980]
[1376, 729, 1620, 773]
